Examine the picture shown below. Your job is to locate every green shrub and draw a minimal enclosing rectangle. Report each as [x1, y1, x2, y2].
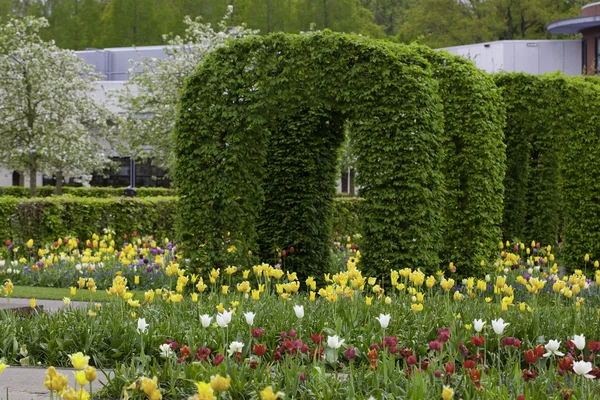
[493, 73, 566, 246]
[559, 77, 600, 267]
[415, 47, 506, 275]
[0, 186, 175, 198]
[175, 31, 449, 278]
[332, 197, 361, 235]
[0, 196, 176, 245]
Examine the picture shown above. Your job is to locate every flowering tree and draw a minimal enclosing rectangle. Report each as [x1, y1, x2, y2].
[116, 7, 258, 174]
[0, 17, 116, 196]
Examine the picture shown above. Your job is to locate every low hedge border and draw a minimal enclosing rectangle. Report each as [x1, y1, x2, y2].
[0, 196, 177, 245]
[0, 186, 175, 198]
[0, 196, 360, 247]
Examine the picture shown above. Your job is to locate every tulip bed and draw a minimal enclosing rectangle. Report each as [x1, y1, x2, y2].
[1, 236, 600, 399]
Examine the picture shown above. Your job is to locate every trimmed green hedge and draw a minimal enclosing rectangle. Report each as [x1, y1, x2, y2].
[559, 77, 600, 267]
[176, 31, 448, 278]
[0, 196, 177, 245]
[0, 195, 358, 252]
[0, 186, 175, 198]
[494, 73, 600, 267]
[416, 47, 506, 275]
[493, 73, 566, 246]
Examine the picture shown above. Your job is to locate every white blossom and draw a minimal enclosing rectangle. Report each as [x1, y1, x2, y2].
[115, 9, 258, 173]
[0, 17, 117, 194]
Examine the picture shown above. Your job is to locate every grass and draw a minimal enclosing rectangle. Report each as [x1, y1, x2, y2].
[10, 285, 146, 302]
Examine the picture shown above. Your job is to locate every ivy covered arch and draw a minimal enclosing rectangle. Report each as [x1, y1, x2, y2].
[175, 31, 505, 278]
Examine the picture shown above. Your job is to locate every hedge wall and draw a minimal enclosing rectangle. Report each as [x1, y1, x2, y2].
[0, 196, 177, 245]
[494, 73, 600, 267]
[0, 186, 175, 198]
[415, 47, 506, 275]
[559, 77, 600, 266]
[494, 73, 568, 246]
[176, 31, 448, 278]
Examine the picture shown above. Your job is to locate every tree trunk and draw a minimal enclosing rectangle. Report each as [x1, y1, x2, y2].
[349, 168, 355, 197]
[29, 156, 37, 197]
[55, 171, 63, 195]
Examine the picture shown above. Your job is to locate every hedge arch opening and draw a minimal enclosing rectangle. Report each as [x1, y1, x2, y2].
[175, 31, 505, 278]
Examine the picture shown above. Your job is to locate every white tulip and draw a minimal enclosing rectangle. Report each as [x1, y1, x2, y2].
[327, 335, 345, 349]
[375, 313, 391, 329]
[200, 314, 212, 328]
[573, 360, 594, 379]
[543, 340, 565, 357]
[136, 318, 149, 334]
[573, 334, 586, 351]
[491, 318, 509, 335]
[216, 310, 233, 328]
[473, 319, 486, 333]
[244, 312, 255, 326]
[294, 305, 304, 319]
[227, 341, 244, 356]
[159, 343, 173, 358]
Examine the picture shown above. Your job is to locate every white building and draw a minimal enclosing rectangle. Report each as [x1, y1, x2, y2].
[442, 40, 582, 76]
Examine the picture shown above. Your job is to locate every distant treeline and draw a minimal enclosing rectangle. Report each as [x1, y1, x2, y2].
[0, 0, 589, 50]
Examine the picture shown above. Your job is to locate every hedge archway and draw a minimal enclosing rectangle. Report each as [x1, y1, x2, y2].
[175, 31, 504, 278]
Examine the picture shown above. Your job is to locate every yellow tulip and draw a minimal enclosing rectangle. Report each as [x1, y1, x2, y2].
[69, 352, 90, 370]
[84, 366, 96, 382]
[74, 370, 89, 386]
[210, 375, 231, 392]
[411, 303, 423, 312]
[29, 298, 36, 309]
[441, 385, 454, 400]
[260, 386, 284, 400]
[194, 381, 215, 400]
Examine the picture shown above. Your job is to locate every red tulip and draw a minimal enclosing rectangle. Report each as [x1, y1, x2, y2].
[469, 369, 482, 390]
[214, 353, 224, 366]
[522, 369, 537, 382]
[253, 344, 266, 357]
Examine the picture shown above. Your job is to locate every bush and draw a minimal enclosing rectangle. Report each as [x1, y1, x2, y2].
[0, 196, 176, 245]
[493, 73, 566, 246]
[332, 197, 361, 235]
[415, 47, 506, 276]
[175, 31, 447, 279]
[0, 186, 175, 198]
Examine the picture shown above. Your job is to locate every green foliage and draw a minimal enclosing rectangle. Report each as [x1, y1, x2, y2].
[0, 196, 176, 245]
[416, 47, 506, 276]
[3, 0, 586, 51]
[494, 73, 600, 267]
[177, 31, 506, 278]
[559, 76, 600, 267]
[0, 186, 174, 198]
[332, 198, 362, 235]
[494, 73, 567, 246]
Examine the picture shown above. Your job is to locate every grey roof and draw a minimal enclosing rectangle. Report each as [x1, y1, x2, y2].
[547, 16, 600, 34]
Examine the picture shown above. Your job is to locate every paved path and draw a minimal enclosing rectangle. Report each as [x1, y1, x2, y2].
[0, 299, 110, 399]
[0, 366, 113, 400]
[0, 298, 88, 312]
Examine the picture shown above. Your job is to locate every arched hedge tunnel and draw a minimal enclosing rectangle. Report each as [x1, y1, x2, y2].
[174, 31, 506, 278]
